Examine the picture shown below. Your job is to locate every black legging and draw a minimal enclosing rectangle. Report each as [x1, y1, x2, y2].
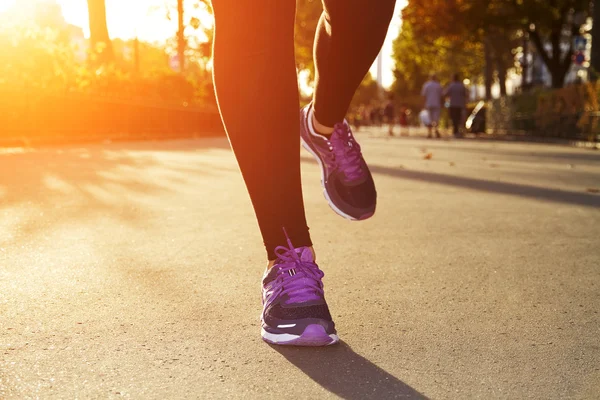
[211, 0, 395, 259]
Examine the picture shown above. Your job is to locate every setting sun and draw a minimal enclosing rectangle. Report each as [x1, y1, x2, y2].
[0, 0, 14, 12]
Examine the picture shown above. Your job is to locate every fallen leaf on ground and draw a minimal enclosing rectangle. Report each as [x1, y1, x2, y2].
[586, 188, 599, 193]
[424, 153, 433, 160]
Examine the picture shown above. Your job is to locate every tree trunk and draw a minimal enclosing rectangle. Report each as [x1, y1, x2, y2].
[484, 36, 493, 100]
[497, 62, 507, 96]
[177, 0, 186, 73]
[86, 0, 113, 64]
[489, 33, 508, 97]
[528, 10, 574, 90]
[551, 65, 568, 88]
[591, 0, 600, 81]
[522, 33, 529, 91]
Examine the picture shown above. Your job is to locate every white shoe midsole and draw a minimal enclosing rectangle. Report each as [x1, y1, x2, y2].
[261, 328, 339, 344]
[261, 329, 300, 343]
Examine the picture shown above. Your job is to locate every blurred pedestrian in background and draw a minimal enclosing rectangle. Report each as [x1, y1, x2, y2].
[421, 73, 443, 138]
[445, 73, 468, 138]
[399, 104, 410, 136]
[370, 103, 383, 127]
[384, 94, 396, 136]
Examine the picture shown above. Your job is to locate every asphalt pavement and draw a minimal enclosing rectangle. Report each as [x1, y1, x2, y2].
[1, 129, 599, 399]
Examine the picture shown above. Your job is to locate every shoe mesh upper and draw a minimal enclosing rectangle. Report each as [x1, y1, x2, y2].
[266, 303, 332, 321]
[332, 172, 376, 209]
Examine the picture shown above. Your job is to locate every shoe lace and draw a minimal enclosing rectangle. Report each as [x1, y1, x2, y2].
[271, 233, 324, 303]
[328, 123, 365, 181]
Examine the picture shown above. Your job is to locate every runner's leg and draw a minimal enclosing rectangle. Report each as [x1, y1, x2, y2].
[312, 0, 396, 127]
[211, 0, 310, 260]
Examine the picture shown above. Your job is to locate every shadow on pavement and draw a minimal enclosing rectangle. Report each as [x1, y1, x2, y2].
[369, 165, 600, 208]
[272, 342, 428, 400]
[300, 155, 600, 208]
[0, 139, 233, 245]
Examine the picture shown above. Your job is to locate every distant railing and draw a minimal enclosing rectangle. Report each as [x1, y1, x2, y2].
[0, 88, 225, 145]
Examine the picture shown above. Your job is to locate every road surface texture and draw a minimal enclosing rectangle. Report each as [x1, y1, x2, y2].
[1, 130, 600, 399]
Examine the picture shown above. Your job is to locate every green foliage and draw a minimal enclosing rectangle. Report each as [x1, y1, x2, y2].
[0, 16, 213, 106]
[513, 0, 590, 35]
[515, 0, 591, 88]
[0, 21, 79, 92]
[154, 0, 214, 63]
[391, 21, 484, 97]
[488, 81, 599, 140]
[401, 0, 518, 98]
[294, 0, 386, 109]
[401, 0, 592, 90]
[350, 73, 381, 109]
[295, 0, 323, 76]
[390, 22, 428, 96]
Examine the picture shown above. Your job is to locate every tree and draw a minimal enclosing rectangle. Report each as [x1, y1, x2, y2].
[177, 0, 185, 72]
[156, 0, 212, 73]
[391, 20, 484, 98]
[295, 0, 323, 75]
[402, 0, 519, 97]
[591, 0, 600, 81]
[0, 15, 78, 92]
[402, 0, 594, 90]
[186, 0, 213, 73]
[391, 21, 430, 96]
[86, 0, 114, 64]
[514, 0, 592, 88]
[350, 72, 381, 109]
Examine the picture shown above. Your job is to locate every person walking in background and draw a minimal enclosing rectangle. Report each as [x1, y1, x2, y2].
[445, 73, 468, 138]
[421, 73, 443, 138]
[211, 0, 395, 346]
[351, 105, 365, 131]
[399, 104, 410, 136]
[369, 106, 377, 126]
[370, 103, 383, 127]
[384, 94, 396, 136]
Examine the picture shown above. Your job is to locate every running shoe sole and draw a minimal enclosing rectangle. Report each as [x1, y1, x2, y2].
[262, 324, 340, 346]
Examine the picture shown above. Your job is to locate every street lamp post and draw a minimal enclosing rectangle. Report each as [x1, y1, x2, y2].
[376, 50, 384, 99]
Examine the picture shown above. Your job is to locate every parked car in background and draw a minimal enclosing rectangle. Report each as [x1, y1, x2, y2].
[466, 100, 486, 134]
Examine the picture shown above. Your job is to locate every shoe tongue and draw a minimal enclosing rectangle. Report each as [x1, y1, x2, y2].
[332, 122, 348, 139]
[298, 247, 314, 263]
[263, 247, 314, 285]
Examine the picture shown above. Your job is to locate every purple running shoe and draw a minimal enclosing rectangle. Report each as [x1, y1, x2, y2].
[300, 103, 377, 221]
[261, 236, 339, 346]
